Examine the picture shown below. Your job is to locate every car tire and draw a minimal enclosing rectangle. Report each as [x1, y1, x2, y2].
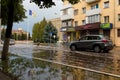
[94, 46, 101, 53]
[70, 45, 76, 51]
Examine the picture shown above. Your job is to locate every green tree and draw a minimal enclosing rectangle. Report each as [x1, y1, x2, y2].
[38, 18, 47, 42]
[32, 23, 40, 42]
[32, 18, 47, 43]
[1, 0, 26, 25]
[28, 33, 31, 40]
[12, 33, 17, 40]
[31, 0, 80, 8]
[43, 22, 58, 43]
[18, 34, 22, 40]
[21, 33, 27, 40]
[1, 0, 26, 60]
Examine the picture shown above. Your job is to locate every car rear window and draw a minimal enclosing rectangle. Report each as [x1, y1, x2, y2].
[86, 36, 101, 40]
[104, 36, 110, 40]
[92, 36, 101, 40]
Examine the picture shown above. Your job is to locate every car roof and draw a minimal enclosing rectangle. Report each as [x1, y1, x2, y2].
[85, 34, 103, 36]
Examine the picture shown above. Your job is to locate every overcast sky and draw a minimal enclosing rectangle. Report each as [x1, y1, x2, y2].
[13, 0, 63, 35]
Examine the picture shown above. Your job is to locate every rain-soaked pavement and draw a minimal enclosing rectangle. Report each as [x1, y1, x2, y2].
[0, 44, 120, 80]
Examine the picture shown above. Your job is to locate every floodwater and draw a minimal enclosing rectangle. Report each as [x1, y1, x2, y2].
[0, 44, 120, 80]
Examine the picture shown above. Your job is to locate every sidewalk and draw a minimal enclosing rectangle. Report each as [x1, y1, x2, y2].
[0, 71, 11, 80]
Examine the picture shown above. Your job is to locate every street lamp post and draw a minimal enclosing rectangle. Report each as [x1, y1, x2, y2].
[53, 35, 56, 51]
[67, 36, 70, 48]
[53, 35, 56, 47]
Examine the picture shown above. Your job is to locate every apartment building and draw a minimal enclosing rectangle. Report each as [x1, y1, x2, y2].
[60, 0, 120, 46]
[60, 2, 76, 42]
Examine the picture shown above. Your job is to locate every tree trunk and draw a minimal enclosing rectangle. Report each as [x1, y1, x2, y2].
[2, 0, 14, 60]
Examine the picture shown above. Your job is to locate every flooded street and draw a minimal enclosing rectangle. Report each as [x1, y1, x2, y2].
[0, 44, 120, 80]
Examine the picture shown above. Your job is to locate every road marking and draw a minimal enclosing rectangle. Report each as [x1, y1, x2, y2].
[14, 53, 120, 78]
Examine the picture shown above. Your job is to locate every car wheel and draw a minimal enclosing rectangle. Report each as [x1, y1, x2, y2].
[70, 45, 76, 51]
[94, 46, 101, 53]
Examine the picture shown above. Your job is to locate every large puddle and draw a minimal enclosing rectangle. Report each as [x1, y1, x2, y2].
[0, 45, 120, 80]
[0, 53, 120, 80]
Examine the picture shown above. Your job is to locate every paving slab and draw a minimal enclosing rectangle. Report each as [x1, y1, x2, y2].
[0, 71, 11, 80]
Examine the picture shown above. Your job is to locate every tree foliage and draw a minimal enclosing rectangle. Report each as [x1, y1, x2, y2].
[38, 18, 47, 42]
[32, 22, 40, 42]
[11, 33, 28, 40]
[1, 0, 27, 25]
[30, 0, 80, 8]
[32, 18, 47, 42]
[62, 0, 80, 4]
[43, 22, 58, 43]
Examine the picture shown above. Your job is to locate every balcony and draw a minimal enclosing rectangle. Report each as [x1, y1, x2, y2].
[60, 26, 75, 32]
[86, 0, 100, 3]
[86, 8, 101, 16]
[61, 4, 72, 10]
[61, 4, 74, 20]
[61, 14, 74, 20]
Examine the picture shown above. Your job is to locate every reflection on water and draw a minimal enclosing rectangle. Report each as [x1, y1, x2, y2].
[33, 49, 120, 76]
[33, 49, 58, 60]
[0, 54, 120, 80]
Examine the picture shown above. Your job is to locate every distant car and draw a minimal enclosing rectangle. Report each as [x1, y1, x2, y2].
[1, 39, 15, 45]
[1, 40, 4, 44]
[9, 39, 15, 45]
[69, 35, 114, 53]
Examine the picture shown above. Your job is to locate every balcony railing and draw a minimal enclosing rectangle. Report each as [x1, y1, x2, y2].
[61, 14, 74, 20]
[86, 0, 100, 3]
[86, 8, 101, 16]
[61, 4, 72, 10]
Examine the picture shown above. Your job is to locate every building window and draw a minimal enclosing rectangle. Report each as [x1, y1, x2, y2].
[66, 22, 68, 26]
[63, 9, 68, 15]
[74, 9, 78, 15]
[104, 1, 109, 8]
[118, 0, 120, 5]
[75, 21, 78, 27]
[118, 14, 120, 21]
[82, 7, 86, 13]
[82, 20, 86, 25]
[68, 21, 72, 26]
[117, 29, 120, 37]
[91, 4, 99, 10]
[104, 16, 109, 23]
[87, 14, 100, 23]
[62, 22, 66, 27]
[62, 21, 72, 27]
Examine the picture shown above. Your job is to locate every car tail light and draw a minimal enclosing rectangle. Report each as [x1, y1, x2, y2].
[102, 40, 108, 43]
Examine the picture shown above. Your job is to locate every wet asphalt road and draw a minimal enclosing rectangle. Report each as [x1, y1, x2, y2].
[0, 43, 120, 80]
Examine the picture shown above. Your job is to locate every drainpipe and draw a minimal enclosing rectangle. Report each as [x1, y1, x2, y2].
[113, 0, 116, 46]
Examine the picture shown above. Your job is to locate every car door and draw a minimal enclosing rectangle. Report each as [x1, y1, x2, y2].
[84, 36, 94, 49]
[86, 36, 101, 49]
[77, 36, 88, 49]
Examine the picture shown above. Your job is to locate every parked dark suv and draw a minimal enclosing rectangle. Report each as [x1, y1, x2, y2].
[69, 35, 113, 53]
